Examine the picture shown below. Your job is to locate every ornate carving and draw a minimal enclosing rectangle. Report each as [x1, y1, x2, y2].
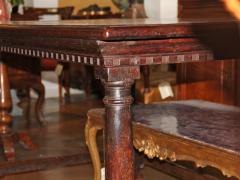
[95, 66, 140, 82]
[133, 138, 176, 162]
[0, 45, 214, 66]
[102, 51, 214, 66]
[133, 125, 240, 179]
[1, 46, 102, 66]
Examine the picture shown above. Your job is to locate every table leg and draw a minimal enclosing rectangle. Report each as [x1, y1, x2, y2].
[0, 61, 15, 160]
[0, 60, 36, 161]
[96, 66, 140, 180]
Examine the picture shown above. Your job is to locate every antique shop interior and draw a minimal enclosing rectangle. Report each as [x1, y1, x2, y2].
[0, 0, 239, 179]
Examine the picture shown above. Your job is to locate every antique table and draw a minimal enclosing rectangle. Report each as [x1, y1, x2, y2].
[0, 18, 238, 179]
[86, 100, 240, 179]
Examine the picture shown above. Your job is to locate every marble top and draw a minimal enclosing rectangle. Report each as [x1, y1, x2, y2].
[133, 100, 240, 155]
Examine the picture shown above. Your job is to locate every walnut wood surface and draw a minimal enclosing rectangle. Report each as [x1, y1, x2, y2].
[0, 18, 236, 40]
[1, 18, 240, 67]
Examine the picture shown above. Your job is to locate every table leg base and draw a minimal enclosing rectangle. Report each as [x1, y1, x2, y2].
[0, 132, 37, 161]
[1, 135, 15, 161]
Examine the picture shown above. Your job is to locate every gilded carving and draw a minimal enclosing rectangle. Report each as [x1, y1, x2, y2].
[133, 135, 238, 179]
[133, 137, 176, 162]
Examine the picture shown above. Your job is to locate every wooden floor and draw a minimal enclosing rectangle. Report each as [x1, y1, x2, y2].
[4, 164, 176, 180]
[0, 94, 176, 180]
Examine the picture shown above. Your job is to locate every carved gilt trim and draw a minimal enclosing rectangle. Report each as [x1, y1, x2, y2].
[133, 138, 176, 162]
[133, 125, 240, 179]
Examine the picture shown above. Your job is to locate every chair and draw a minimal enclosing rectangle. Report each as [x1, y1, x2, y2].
[11, 8, 74, 102]
[6, 54, 45, 126]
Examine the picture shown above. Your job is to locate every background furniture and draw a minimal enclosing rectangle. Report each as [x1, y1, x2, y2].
[139, 0, 240, 105]
[177, 0, 240, 106]
[6, 54, 45, 126]
[86, 100, 240, 179]
[23, 6, 74, 19]
[178, 0, 232, 18]
[11, 7, 75, 102]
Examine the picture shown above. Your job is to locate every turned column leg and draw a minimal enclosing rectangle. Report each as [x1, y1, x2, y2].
[0, 58, 36, 161]
[0, 61, 14, 160]
[103, 80, 134, 180]
[96, 66, 140, 180]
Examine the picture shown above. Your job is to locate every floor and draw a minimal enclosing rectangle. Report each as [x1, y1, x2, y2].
[1, 94, 176, 180]
[4, 164, 175, 180]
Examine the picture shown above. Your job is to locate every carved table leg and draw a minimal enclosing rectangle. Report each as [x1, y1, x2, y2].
[15, 132, 36, 150]
[103, 80, 135, 180]
[95, 66, 140, 180]
[0, 61, 36, 161]
[1, 135, 15, 161]
[0, 61, 15, 160]
[86, 108, 144, 180]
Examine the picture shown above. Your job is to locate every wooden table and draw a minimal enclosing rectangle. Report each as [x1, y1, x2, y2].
[0, 18, 239, 179]
[87, 100, 240, 179]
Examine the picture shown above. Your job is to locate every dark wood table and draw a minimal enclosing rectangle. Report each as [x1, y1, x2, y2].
[0, 18, 239, 179]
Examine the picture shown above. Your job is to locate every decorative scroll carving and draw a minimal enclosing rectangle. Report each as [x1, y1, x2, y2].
[133, 126, 240, 179]
[133, 138, 176, 162]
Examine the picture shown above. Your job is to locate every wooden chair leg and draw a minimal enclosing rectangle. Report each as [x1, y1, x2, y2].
[58, 75, 63, 102]
[85, 109, 104, 180]
[16, 88, 31, 127]
[31, 81, 45, 126]
[24, 89, 31, 127]
[134, 150, 145, 180]
[17, 80, 46, 127]
[63, 67, 70, 99]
